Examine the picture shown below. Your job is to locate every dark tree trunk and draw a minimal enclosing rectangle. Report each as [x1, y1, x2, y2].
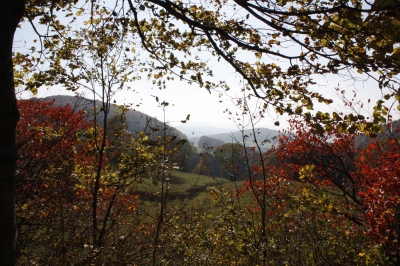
[0, 1, 25, 265]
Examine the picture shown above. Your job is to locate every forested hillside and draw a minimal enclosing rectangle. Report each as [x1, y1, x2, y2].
[209, 127, 280, 144]
[42, 95, 187, 140]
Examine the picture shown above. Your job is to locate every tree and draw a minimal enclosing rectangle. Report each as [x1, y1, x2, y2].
[278, 118, 362, 206]
[105, 110, 130, 165]
[277, 117, 400, 262]
[356, 137, 400, 260]
[172, 141, 196, 172]
[16, 99, 95, 264]
[213, 143, 246, 180]
[1, 1, 30, 263]
[193, 153, 211, 176]
[16, 99, 159, 264]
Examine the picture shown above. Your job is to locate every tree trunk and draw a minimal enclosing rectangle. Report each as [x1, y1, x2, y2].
[0, 1, 25, 265]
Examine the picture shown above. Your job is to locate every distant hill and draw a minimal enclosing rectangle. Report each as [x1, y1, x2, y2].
[197, 135, 225, 151]
[355, 120, 400, 149]
[189, 127, 280, 152]
[39, 95, 186, 139]
[175, 123, 236, 137]
[189, 136, 200, 145]
[186, 118, 400, 152]
[209, 127, 280, 147]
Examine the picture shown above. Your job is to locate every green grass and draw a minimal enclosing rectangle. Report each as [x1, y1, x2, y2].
[128, 171, 259, 222]
[132, 171, 236, 201]
[126, 172, 232, 221]
[130, 173, 252, 216]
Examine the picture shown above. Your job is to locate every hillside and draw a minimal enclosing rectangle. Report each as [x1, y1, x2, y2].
[40, 95, 186, 140]
[196, 127, 281, 150]
[209, 127, 280, 143]
[355, 120, 400, 149]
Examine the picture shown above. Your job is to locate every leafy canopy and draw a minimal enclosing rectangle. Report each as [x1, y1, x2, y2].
[16, 0, 400, 136]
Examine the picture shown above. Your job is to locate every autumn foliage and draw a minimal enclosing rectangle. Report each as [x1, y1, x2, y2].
[14, 99, 400, 265]
[357, 138, 400, 253]
[275, 118, 400, 262]
[16, 100, 97, 263]
[16, 99, 93, 199]
[16, 100, 143, 264]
